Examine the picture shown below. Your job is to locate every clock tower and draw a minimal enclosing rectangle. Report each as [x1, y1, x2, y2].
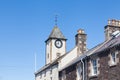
[45, 26, 67, 64]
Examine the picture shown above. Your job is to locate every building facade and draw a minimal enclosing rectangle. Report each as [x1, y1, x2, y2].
[35, 19, 120, 80]
[35, 25, 86, 80]
[87, 38, 120, 80]
[35, 26, 67, 80]
[87, 19, 120, 80]
[45, 26, 67, 64]
[58, 19, 120, 80]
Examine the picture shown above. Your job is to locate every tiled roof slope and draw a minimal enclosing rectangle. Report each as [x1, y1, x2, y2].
[60, 35, 120, 71]
[59, 44, 104, 71]
[95, 35, 120, 53]
[48, 26, 66, 40]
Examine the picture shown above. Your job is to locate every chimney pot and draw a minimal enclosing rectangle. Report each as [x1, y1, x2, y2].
[77, 29, 84, 34]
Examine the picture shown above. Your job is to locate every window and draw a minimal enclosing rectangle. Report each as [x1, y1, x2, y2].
[91, 59, 98, 75]
[56, 53, 61, 57]
[108, 50, 118, 66]
[62, 71, 66, 80]
[50, 77, 52, 80]
[111, 52, 116, 64]
[40, 74, 42, 79]
[48, 53, 49, 58]
[76, 63, 82, 80]
[50, 68, 52, 74]
[110, 51, 118, 65]
[44, 71, 46, 77]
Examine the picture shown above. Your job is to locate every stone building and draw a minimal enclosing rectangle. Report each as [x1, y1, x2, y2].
[87, 19, 120, 80]
[58, 19, 120, 80]
[35, 26, 67, 80]
[35, 26, 87, 80]
[35, 19, 120, 80]
[86, 32, 120, 80]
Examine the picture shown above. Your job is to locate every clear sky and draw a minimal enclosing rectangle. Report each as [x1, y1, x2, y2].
[0, 0, 120, 80]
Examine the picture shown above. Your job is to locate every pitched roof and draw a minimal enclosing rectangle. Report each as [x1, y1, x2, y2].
[86, 35, 120, 57]
[48, 26, 66, 40]
[59, 54, 86, 71]
[59, 35, 120, 71]
[58, 43, 105, 71]
[34, 60, 58, 75]
[34, 53, 66, 75]
[95, 35, 120, 53]
[86, 43, 104, 56]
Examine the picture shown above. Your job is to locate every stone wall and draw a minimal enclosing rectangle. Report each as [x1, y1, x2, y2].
[87, 46, 120, 80]
[59, 64, 77, 80]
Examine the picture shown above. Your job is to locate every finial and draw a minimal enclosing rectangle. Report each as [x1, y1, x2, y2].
[55, 15, 58, 26]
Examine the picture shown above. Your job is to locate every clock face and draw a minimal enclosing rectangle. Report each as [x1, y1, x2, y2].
[55, 39, 63, 48]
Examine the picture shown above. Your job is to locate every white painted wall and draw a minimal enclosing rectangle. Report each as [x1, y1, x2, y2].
[46, 39, 66, 64]
[35, 64, 59, 80]
[46, 39, 51, 64]
[51, 39, 66, 61]
[59, 46, 78, 71]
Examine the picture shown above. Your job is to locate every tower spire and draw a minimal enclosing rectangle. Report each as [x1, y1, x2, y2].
[55, 15, 58, 26]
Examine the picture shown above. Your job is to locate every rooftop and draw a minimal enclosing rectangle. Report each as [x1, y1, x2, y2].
[46, 26, 66, 41]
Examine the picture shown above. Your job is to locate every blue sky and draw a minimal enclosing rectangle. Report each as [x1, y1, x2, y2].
[0, 0, 120, 80]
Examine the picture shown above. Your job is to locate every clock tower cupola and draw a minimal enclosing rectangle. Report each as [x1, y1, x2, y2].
[45, 26, 67, 64]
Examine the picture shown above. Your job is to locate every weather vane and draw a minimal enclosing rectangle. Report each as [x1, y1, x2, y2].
[55, 15, 58, 26]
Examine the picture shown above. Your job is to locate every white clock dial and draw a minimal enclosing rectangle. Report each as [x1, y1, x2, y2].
[55, 39, 63, 48]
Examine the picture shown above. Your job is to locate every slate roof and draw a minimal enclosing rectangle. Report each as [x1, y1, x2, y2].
[86, 35, 120, 57]
[35, 53, 67, 75]
[59, 43, 104, 71]
[95, 35, 120, 53]
[36, 26, 120, 75]
[47, 26, 66, 40]
[86, 43, 104, 56]
[34, 60, 58, 75]
[59, 35, 120, 71]
[59, 54, 86, 71]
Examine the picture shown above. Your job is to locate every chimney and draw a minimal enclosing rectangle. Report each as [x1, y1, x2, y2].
[105, 19, 120, 40]
[75, 29, 87, 56]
